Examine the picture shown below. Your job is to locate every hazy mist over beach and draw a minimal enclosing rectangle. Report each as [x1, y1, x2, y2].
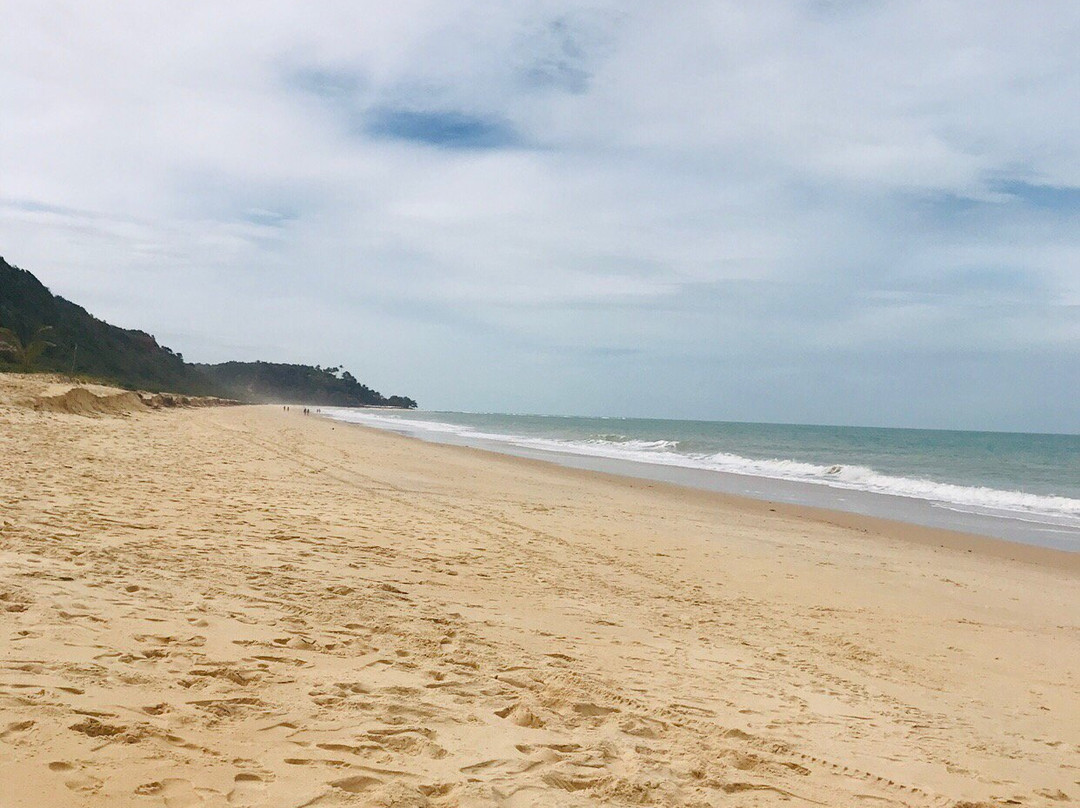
[2, 2, 1079, 431]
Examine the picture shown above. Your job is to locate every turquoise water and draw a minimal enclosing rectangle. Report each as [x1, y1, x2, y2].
[322, 409, 1080, 548]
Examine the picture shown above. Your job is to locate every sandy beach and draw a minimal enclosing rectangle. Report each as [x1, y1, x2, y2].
[0, 373, 1077, 808]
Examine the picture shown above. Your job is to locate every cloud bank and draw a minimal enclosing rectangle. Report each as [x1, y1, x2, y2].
[2, 1, 1078, 431]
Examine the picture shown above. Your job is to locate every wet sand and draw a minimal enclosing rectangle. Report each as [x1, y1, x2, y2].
[1, 373, 1077, 807]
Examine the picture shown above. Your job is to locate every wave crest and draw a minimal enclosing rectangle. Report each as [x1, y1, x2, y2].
[319, 410, 1080, 525]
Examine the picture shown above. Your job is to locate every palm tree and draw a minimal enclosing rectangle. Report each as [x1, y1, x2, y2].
[0, 324, 54, 372]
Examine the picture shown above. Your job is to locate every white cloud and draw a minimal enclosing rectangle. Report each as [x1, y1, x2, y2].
[1, 0, 1078, 429]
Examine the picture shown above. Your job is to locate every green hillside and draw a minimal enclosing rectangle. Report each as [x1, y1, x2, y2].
[194, 362, 417, 408]
[0, 255, 418, 407]
[0, 256, 221, 394]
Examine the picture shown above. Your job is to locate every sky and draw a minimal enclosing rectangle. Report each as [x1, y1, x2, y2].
[2, 1, 1078, 432]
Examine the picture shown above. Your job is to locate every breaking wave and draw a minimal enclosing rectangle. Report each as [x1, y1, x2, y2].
[321, 409, 1080, 527]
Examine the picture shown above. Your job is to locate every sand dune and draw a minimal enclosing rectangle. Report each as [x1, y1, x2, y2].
[30, 387, 148, 416]
[0, 373, 1076, 807]
[26, 382, 237, 415]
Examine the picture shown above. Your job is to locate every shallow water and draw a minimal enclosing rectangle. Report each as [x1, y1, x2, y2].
[321, 409, 1080, 552]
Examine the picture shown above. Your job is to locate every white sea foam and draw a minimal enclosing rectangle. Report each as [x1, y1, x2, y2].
[322, 409, 1080, 527]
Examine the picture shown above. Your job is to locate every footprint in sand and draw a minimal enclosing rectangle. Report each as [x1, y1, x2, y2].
[160, 778, 203, 808]
[572, 701, 619, 718]
[49, 762, 103, 794]
[227, 773, 266, 805]
[1, 719, 35, 740]
[65, 771, 104, 793]
[330, 774, 381, 793]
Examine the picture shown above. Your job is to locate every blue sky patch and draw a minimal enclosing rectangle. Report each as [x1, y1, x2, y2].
[991, 180, 1080, 210]
[364, 108, 521, 149]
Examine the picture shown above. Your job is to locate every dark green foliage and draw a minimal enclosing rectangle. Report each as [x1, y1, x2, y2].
[192, 361, 418, 408]
[384, 395, 418, 409]
[0, 256, 417, 408]
[0, 324, 54, 371]
[0, 256, 221, 394]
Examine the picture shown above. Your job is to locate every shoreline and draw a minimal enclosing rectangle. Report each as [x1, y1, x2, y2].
[323, 411, 1080, 560]
[335, 418, 1080, 573]
[2, 384, 1077, 806]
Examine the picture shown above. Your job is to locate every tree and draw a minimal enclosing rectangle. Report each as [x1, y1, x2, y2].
[0, 324, 54, 372]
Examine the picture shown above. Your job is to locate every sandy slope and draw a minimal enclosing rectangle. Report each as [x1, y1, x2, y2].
[0, 373, 1077, 807]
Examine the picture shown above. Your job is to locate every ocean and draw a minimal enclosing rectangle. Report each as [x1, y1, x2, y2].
[320, 409, 1080, 552]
